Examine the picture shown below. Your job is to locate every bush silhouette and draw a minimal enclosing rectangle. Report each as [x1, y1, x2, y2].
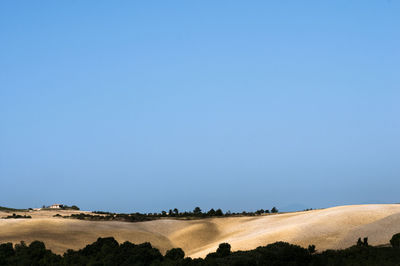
[216, 243, 231, 257]
[356, 237, 369, 247]
[165, 248, 185, 260]
[308, 244, 316, 254]
[391, 233, 400, 248]
[3, 235, 400, 265]
[363, 237, 368, 247]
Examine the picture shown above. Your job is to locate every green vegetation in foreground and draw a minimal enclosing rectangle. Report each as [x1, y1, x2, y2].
[1, 234, 400, 265]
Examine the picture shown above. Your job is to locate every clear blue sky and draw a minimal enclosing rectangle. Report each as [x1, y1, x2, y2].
[1, 1, 399, 213]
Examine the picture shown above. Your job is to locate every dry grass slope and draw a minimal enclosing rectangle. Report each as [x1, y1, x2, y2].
[1, 204, 400, 258]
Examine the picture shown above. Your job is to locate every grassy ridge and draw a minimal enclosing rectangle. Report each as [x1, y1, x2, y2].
[0, 206, 28, 212]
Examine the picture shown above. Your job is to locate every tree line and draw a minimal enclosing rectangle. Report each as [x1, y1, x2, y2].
[1, 233, 400, 265]
[57, 207, 280, 223]
[98, 206, 279, 218]
[145, 206, 278, 218]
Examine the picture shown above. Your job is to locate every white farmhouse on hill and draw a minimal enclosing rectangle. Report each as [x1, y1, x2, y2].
[49, 204, 64, 209]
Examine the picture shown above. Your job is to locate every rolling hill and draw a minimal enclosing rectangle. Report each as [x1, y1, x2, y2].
[1, 204, 400, 258]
